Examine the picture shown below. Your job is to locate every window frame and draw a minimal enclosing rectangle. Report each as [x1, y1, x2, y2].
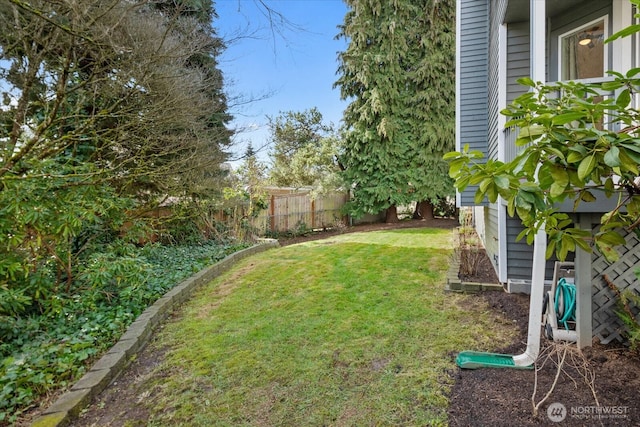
[557, 15, 609, 82]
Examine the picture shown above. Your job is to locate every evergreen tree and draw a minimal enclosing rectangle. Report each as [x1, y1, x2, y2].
[268, 108, 340, 190]
[238, 143, 268, 209]
[150, 0, 233, 199]
[335, 0, 455, 222]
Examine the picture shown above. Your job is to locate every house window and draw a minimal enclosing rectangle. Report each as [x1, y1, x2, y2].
[559, 18, 607, 81]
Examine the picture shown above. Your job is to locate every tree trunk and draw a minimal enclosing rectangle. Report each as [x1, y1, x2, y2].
[412, 203, 420, 219]
[413, 200, 434, 220]
[385, 205, 399, 223]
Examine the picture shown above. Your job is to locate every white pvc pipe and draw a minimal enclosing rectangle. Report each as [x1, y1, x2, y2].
[512, 0, 547, 368]
[553, 329, 578, 343]
[513, 227, 547, 366]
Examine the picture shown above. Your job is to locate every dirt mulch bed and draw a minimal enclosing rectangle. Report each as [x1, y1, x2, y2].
[458, 247, 500, 284]
[67, 219, 640, 426]
[450, 230, 640, 426]
[449, 290, 640, 426]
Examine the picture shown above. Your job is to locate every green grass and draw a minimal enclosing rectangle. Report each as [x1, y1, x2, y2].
[142, 228, 515, 426]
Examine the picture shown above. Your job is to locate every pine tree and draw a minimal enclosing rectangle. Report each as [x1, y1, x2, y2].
[335, 0, 455, 222]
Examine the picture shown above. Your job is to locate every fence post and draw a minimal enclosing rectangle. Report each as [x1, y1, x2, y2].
[270, 195, 275, 233]
[343, 193, 350, 226]
[285, 197, 289, 231]
[311, 199, 316, 229]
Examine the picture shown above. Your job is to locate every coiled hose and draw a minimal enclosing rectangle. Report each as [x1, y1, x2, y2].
[554, 277, 576, 330]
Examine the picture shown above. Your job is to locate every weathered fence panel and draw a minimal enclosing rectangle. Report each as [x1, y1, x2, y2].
[254, 191, 348, 234]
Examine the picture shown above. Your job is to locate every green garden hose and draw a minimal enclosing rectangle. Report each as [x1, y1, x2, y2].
[554, 277, 576, 330]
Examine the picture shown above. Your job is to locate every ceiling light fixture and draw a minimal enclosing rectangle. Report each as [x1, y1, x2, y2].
[578, 33, 592, 46]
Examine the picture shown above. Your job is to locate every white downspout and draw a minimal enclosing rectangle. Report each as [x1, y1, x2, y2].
[513, 0, 546, 367]
[513, 227, 547, 366]
[497, 24, 508, 283]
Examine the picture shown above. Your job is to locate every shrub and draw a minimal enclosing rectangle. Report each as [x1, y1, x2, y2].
[456, 208, 485, 277]
[0, 239, 248, 424]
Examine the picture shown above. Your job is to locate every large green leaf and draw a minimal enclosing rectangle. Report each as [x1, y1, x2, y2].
[550, 182, 566, 198]
[549, 166, 569, 188]
[516, 77, 536, 87]
[456, 175, 471, 192]
[515, 193, 532, 209]
[558, 235, 576, 261]
[448, 158, 467, 178]
[566, 151, 585, 164]
[597, 230, 627, 246]
[552, 112, 585, 125]
[494, 175, 511, 190]
[600, 81, 625, 91]
[616, 89, 632, 109]
[620, 142, 640, 154]
[618, 148, 640, 175]
[479, 177, 492, 193]
[603, 146, 621, 167]
[518, 124, 545, 140]
[538, 166, 555, 190]
[603, 177, 615, 197]
[519, 181, 540, 193]
[442, 151, 462, 160]
[605, 24, 640, 43]
[577, 154, 597, 181]
[487, 182, 498, 202]
[515, 205, 533, 224]
[513, 151, 540, 176]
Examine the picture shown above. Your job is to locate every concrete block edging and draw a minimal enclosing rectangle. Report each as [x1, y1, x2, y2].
[30, 239, 280, 427]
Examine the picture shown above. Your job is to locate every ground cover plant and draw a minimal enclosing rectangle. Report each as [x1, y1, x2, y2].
[0, 239, 248, 425]
[75, 227, 516, 426]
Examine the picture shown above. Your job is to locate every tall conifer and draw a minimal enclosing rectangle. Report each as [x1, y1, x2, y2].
[336, 0, 455, 221]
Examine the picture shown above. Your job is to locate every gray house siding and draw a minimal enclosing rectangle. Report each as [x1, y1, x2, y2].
[506, 23, 529, 104]
[487, 0, 505, 162]
[505, 217, 570, 281]
[458, 0, 489, 206]
[504, 19, 534, 282]
[482, 0, 507, 274]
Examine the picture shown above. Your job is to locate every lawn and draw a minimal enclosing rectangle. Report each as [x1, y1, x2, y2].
[140, 228, 515, 426]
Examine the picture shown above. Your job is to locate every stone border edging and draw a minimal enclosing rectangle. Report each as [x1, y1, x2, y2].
[30, 239, 280, 427]
[445, 229, 504, 293]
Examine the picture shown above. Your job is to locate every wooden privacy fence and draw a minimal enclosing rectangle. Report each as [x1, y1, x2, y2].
[250, 191, 349, 234]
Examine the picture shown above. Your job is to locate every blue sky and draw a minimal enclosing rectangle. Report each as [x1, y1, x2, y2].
[215, 0, 349, 165]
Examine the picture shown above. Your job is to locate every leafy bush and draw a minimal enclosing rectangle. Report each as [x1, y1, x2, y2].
[264, 220, 311, 239]
[0, 166, 134, 318]
[605, 270, 640, 351]
[446, 70, 640, 262]
[433, 197, 457, 218]
[618, 288, 640, 350]
[0, 239, 248, 424]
